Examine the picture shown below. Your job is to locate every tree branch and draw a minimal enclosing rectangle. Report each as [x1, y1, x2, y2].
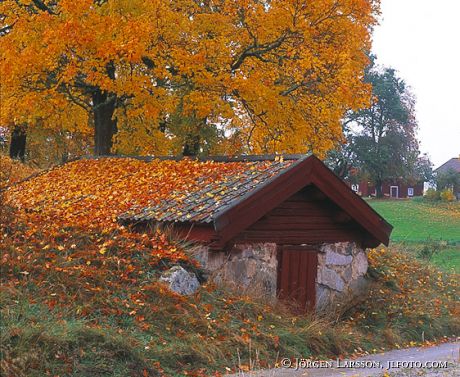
[0, 23, 15, 36]
[31, 0, 57, 15]
[60, 85, 91, 112]
[230, 33, 290, 71]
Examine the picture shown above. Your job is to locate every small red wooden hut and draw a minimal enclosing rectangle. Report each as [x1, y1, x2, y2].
[120, 155, 392, 310]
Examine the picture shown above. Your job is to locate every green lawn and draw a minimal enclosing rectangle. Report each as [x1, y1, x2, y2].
[431, 247, 460, 273]
[368, 199, 460, 273]
[368, 199, 460, 243]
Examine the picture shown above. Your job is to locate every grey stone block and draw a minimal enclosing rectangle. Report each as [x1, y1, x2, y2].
[326, 251, 353, 266]
[318, 267, 345, 292]
[159, 266, 200, 295]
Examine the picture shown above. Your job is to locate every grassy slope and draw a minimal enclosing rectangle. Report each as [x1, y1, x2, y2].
[2, 250, 459, 377]
[368, 199, 460, 243]
[1, 224, 459, 376]
[431, 248, 460, 273]
[369, 199, 460, 273]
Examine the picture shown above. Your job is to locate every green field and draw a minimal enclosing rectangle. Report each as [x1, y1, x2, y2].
[368, 199, 460, 273]
[431, 247, 460, 272]
[369, 199, 460, 243]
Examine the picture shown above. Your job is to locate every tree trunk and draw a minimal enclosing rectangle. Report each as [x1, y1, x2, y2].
[9, 126, 27, 162]
[182, 133, 201, 157]
[182, 117, 206, 157]
[334, 160, 351, 180]
[375, 178, 383, 198]
[92, 89, 117, 156]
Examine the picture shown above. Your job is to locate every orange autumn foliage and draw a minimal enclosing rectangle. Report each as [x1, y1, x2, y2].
[346, 247, 459, 345]
[0, 155, 39, 190]
[1, 158, 285, 305]
[5, 157, 283, 230]
[1, 0, 379, 155]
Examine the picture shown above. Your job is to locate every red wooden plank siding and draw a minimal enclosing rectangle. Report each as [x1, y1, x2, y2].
[310, 158, 390, 246]
[214, 158, 313, 240]
[276, 246, 283, 292]
[359, 180, 424, 198]
[172, 224, 216, 242]
[233, 185, 363, 245]
[298, 251, 309, 306]
[290, 250, 300, 300]
[236, 231, 358, 244]
[212, 155, 391, 248]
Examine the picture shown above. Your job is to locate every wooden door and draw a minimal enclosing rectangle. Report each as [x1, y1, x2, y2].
[277, 245, 318, 311]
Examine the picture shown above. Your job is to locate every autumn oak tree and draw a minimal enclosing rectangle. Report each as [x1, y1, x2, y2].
[1, 0, 379, 156]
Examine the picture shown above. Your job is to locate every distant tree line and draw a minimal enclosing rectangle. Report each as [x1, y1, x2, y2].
[327, 57, 433, 197]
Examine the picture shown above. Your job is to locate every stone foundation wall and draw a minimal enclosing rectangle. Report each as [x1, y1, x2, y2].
[316, 242, 369, 311]
[192, 243, 278, 297]
[193, 241, 369, 309]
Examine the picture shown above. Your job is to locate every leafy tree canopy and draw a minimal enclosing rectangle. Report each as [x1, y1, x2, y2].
[1, 0, 379, 156]
[328, 59, 432, 196]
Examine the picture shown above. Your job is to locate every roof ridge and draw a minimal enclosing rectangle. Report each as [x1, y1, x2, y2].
[435, 156, 460, 172]
[80, 154, 308, 162]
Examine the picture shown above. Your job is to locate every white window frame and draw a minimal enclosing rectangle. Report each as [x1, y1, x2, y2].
[390, 185, 399, 198]
[407, 187, 414, 197]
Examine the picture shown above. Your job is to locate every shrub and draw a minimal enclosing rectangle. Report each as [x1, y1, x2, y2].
[417, 240, 442, 261]
[440, 189, 455, 202]
[423, 188, 439, 201]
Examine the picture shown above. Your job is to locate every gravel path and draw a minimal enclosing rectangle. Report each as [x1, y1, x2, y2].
[227, 342, 459, 377]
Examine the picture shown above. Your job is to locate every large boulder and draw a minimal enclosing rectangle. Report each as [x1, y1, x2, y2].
[159, 266, 200, 295]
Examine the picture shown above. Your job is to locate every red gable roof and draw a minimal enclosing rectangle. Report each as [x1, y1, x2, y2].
[120, 155, 393, 248]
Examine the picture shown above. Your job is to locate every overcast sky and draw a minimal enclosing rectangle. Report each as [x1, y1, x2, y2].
[371, 0, 460, 168]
